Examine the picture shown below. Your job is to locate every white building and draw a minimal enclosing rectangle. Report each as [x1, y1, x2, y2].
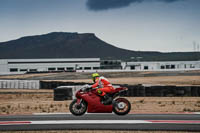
[0, 58, 200, 74]
[0, 58, 100, 75]
[122, 61, 200, 71]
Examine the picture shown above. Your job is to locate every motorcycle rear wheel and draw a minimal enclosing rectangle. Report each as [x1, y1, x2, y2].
[113, 98, 131, 115]
[69, 99, 87, 116]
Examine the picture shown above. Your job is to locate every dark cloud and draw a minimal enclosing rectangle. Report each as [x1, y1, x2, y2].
[86, 0, 184, 11]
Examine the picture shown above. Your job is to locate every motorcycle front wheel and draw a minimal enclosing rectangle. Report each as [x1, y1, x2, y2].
[113, 98, 131, 115]
[69, 99, 87, 116]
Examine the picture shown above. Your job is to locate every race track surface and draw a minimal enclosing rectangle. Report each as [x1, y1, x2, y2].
[0, 113, 200, 131]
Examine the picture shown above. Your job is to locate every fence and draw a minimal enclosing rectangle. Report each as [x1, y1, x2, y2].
[0, 80, 40, 89]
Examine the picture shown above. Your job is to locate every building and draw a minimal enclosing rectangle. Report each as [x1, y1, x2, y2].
[0, 58, 200, 74]
[0, 58, 100, 75]
[100, 60, 122, 69]
[122, 61, 200, 71]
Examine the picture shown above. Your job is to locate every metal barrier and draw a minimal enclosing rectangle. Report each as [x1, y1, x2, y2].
[40, 81, 87, 89]
[0, 80, 40, 89]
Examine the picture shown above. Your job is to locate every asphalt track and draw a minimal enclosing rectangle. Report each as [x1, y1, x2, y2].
[0, 113, 200, 131]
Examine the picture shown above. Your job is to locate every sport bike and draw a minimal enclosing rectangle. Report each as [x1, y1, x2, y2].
[69, 85, 131, 116]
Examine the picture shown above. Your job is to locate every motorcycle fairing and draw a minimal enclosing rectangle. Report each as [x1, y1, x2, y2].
[80, 91, 113, 113]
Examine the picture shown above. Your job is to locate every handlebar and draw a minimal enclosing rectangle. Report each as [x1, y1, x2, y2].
[80, 85, 93, 92]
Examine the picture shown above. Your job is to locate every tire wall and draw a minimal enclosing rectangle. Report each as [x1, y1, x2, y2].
[122, 84, 200, 97]
[52, 83, 200, 101]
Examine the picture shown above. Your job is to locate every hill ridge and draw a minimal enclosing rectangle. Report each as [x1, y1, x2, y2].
[0, 32, 199, 61]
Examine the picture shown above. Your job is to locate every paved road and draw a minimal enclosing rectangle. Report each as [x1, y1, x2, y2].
[0, 113, 200, 131]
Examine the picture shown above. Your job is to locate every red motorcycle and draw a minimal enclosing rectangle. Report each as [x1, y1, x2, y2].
[69, 85, 131, 116]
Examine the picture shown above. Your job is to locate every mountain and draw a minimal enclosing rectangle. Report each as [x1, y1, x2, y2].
[0, 32, 199, 61]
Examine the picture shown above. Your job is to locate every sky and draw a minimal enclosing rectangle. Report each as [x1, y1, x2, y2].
[0, 0, 200, 52]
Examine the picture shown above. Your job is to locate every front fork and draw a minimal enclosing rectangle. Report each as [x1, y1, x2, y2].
[76, 98, 82, 105]
[76, 99, 83, 109]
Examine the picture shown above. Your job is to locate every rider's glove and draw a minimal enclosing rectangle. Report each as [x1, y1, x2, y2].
[88, 85, 92, 89]
[84, 84, 92, 89]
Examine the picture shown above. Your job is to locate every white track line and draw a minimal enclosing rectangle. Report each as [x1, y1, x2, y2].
[33, 112, 200, 115]
[33, 112, 115, 115]
[1, 120, 200, 125]
[31, 120, 151, 124]
[33, 113, 71, 115]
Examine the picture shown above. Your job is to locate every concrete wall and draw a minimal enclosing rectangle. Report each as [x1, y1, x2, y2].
[0, 80, 40, 89]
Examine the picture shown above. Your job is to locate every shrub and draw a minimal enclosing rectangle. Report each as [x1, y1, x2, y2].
[139, 99, 144, 103]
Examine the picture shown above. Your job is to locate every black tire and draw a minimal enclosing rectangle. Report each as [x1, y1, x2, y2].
[113, 98, 131, 115]
[69, 99, 87, 116]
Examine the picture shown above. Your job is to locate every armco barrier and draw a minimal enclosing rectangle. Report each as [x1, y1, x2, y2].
[40, 81, 88, 89]
[0, 80, 40, 89]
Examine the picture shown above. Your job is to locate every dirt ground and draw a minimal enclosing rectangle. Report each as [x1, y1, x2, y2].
[49, 76, 200, 86]
[0, 71, 200, 114]
[0, 89, 200, 115]
[0, 72, 200, 132]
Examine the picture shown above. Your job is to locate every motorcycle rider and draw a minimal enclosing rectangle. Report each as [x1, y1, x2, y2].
[91, 73, 115, 104]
